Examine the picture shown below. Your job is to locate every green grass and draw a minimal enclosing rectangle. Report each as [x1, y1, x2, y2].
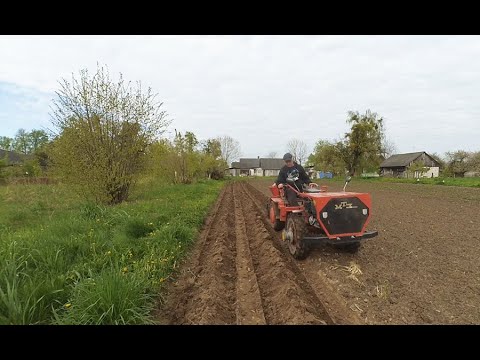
[317, 176, 480, 188]
[250, 174, 480, 188]
[353, 176, 480, 188]
[0, 177, 225, 324]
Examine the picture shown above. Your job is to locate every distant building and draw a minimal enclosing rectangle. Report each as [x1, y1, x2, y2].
[380, 151, 440, 178]
[228, 157, 285, 177]
[260, 158, 285, 177]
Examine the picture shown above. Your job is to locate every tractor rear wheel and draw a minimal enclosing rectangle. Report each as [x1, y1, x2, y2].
[334, 242, 361, 253]
[285, 215, 309, 259]
[267, 201, 285, 231]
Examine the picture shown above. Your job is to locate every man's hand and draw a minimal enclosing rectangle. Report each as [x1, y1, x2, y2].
[308, 183, 319, 188]
[272, 183, 276, 187]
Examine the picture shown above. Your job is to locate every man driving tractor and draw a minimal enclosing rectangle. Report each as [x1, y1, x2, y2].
[272, 153, 318, 205]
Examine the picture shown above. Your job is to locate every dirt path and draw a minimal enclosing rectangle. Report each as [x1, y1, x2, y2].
[232, 184, 266, 324]
[242, 182, 362, 325]
[158, 182, 357, 324]
[157, 185, 237, 324]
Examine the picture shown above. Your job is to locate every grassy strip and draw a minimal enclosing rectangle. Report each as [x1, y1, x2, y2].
[247, 175, 480, 188]
[352, 176, 480, 188]
[0, 178, 225, 324]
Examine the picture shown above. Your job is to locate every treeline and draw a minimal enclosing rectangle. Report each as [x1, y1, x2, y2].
[149, 133, 241, 184]
[306, 110, 479, 177]
[0, 129, 51, 180]
[434, 151, 480, 177]
[0, 128, 240, 186]
[1, 65, 242, 205]
[308, 110, 394, 176]
[0, 129, 49, 154]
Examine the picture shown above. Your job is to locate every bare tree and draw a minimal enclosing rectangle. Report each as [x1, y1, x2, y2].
[218, 135, 241, 166]
[430, 152, 446, 169]
[267, 151, 277, 158]
[13, 129, 31, 154]
[381, 137, 397, 159]
[286, 139, 308, 165]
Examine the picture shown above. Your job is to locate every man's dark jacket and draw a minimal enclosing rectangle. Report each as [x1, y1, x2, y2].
[276, 162, 312, 189]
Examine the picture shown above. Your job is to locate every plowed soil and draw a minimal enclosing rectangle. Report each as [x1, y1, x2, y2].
[157, 179, 480, 324]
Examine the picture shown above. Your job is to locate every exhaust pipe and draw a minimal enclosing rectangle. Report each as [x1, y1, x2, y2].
[343, 176, 352, 192]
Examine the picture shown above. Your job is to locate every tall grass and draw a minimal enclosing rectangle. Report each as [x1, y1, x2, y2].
[0, 178, 224, 324]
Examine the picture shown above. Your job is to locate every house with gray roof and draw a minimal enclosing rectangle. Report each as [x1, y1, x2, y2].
[228, 157, 285, 177]
[380, 151, 440, 178]
[260, 158, 285, 176]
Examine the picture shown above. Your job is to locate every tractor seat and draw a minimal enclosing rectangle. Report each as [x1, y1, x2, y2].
[304, 188, 322, 193]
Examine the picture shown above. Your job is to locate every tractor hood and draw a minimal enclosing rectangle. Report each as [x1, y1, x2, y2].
[301, 192, 373, 238]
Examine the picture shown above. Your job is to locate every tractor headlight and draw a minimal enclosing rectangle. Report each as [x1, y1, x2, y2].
[362, 209, 368, 215]
[322, 212, 328, 219]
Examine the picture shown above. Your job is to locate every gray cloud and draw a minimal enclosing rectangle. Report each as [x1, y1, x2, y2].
[0, 35, 479, 157]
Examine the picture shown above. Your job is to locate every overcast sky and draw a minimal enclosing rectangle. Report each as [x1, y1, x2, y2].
[1, 35, 479, 159]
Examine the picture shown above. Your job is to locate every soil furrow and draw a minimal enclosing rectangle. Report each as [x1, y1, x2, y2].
[158, 185, 237, 324]
[158, 181, 356, 325]
[236, 182, 331, 324]
[241, 182, 361, 324]
[232, 183, 267, 324]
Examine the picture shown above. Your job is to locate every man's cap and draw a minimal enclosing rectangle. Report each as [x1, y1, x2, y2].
[283, 153, 293, 161]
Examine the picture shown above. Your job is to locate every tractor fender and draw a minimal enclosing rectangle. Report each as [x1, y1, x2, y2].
[271, 201, 281, 219]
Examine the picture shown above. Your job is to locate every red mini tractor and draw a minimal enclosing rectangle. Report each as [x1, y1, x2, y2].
[266, 176, 378, 259]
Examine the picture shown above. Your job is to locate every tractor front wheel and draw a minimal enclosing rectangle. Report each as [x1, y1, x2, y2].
[284, 215, 309, 259]
[267, 201, 285, 231]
